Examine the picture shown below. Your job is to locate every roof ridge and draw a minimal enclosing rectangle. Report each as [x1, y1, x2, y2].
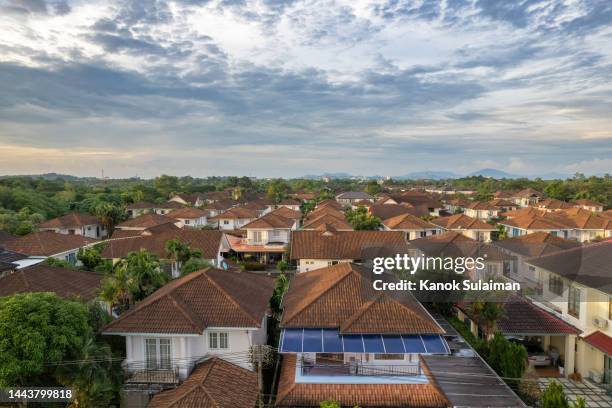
[205, 271, 260, 327]
[283, 264, 356, 325]
[167, 292, 204, 333]
[339, 296, 380, 333]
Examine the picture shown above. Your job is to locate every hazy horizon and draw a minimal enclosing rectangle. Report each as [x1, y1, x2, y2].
[1, 0, 611, 178]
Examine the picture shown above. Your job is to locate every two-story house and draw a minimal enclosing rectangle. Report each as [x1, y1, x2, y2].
[209, 207, 258, 231]
[290, 228, 409, 272]
[510, 188, 544, 207]
[276, 262, 449, 408]
[225, 212, 297, 265]
[39, 212, 107, 238]
[526, 240, 612, 382]
[382, 213, 442, 240]
[166, 207, 208, 228]
[115, 213, 179, 233]
[103, 268, 274, 392]
[335, 192, 374, 206]
[573, 199, 605, 213]
[169, 193, 205, 207]
[126, 202, 157, 218]
[430, 214, 496, 242]
[463, 202, 500, 221]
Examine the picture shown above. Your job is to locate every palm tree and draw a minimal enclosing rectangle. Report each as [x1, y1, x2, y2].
[116, 250, 167, 301]
[99, 265, 134, 314]
[470, 300, 505, 340]
[165, 239, 202, 276]
[95, 202, 125, 234]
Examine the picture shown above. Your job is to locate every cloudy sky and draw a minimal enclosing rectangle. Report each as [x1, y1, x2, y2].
[0, 0, 611, 178]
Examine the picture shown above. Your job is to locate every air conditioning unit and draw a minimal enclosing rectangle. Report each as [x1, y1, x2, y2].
[593, 316, 609, 329]
[590, 369, 603, 383]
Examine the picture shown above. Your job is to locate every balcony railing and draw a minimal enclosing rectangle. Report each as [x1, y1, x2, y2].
[123, 365, 180, 385]
[300, 362, 421, 377]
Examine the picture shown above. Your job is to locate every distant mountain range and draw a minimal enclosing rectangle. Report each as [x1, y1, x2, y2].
[395, 171, 460, 180]
[467, 168, 519, 178]
[301, 168, 575, 180]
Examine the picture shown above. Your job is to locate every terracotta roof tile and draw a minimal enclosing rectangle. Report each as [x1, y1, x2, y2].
[102, 229, 225, 260]
[3, 231, 97, 256]
[166, 207, 208, 219]
[148, 357, 258, 408]
[493, 232, 582, 257]
[103, 268, 274, 334]
[290, 230, 408, 260]
[39, 212, 100, 228]
[302, 213, 353, 231]
[281, 263, 443, 334]
[117, 213, 176, 229]
[269, 206, 302, 220]
[583, 331, 612, 356]
[242, 212, 295, 229]
[210, 207, 258, 220]
[0, 264, 102, 300]
[383, 213, 439, 230]
[276, 355, 448, 407]
[410, 231, 508, 261]
[431, 214, 495, 230]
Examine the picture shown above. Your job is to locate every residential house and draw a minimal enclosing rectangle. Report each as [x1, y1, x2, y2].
[169, 193, 205, 207]
[147, 357, 258, 408]
[444, 198, 471, 214]
[209, 207, 258, 231]
[315, 199, 343, 210]
[39, 212, 106, 238]
[276, 198, 301, 212]
[489, 198, 518, 213]
[510, 188, 544, 207]
[382, 213, 441, 240]
[166, 207, 208, 228]
[227, 212, 297, 264]
[102, 268, 274, 382]
[154, 201, 188, 215]
[499, 215, 572, 239]
[573, 199, 605, 213]
[0, 248, 23, 276]
[101, 229, 229, 277]
[115, 213, 179, 232]
[525, 240, 612, 382]
[126, 202, 157, 218]
[3, 231, 97, 267]
[430, 214, 496, 242]
[492, 232, 582, 287]
[203, 199, 238, 218]
[302, 212, 353, 231]
[290, 228, 409, 272]
[369, 203, 429, 220]
[276, 262, 449, 408]
[463, 201, 500, 221]
[536, 198, 574, 212]
[377, 192, 444, 216]
[335, 192, 374, 206]
[0, 264, 102, 300]
[409, 232, 509, 282]
[240, 201, 270, 217]
[269, 206, 302, 228]
[456, 296, 581, 369]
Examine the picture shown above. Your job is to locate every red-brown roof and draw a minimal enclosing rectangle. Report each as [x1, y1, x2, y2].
[290, 230, 409, 260]
[0, 264, 102, 300]
[276, 355, 448, 408]
[410, 231, 508, 261]
[116, 213, 176, 229]
[166, 207, 208, 219]
[242, 212, 294, 229]
[493, 231, 582, 257]
[383, 213, 439, 230]
[302, 213, 353, 231]
[147, 357, 258, 408]
[39, 212, 100, 228]
[573, 199, 604, 207]
[210, 207, 258, 220]
[3, 231, 97, 256]
[103, 268, 274, 334]
[583, 331, 612, 356]
[431, 214, 495, 230]
[281, 263, 443, 334]
[269, 206, 302, 220]
[101, 229, 225, 260]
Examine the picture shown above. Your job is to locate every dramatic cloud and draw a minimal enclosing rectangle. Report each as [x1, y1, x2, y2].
[0, 0, 610, 178]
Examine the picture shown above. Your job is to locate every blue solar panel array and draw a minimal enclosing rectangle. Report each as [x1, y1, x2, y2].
[279, 328, 450, 354]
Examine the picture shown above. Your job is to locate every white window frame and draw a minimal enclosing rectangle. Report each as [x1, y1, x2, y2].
[208, 331, 229, 350]
[145, 338, 172, 370]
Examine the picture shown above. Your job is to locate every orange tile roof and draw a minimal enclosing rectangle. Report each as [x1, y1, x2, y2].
[431, 214, 495, 230]
[210, 207, 258, 220]
[148, 357, 258, 408]
[281, 263, 443, 334]
[269, 206, 302, 220]
[242, 212, 295, 229]
[276, 355, 448, 407]
[4, 231, 97, 256]
[166, 207, 208, 219]
[493, 231, 582, 257]
[39, 212, 100, 228]
[383, 213, 439, 230]
[583, 331, 612, 356]
[302, 213, 353, 231]
[410, 231, 508, 261]
[103, 268, 274, 334]
[290, 230, 408, 260]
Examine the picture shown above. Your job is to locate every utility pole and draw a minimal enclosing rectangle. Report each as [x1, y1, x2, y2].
[250, 344, 273, 408]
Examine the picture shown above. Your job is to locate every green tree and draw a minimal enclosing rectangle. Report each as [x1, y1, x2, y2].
[0, 293, 90, 387]
[166, 238, 203, 275]
[320, 400, 341, 408]
[345, 206, 382, 230]
[470, 301, 505, 339]
[154, 175, 180, 198]
[180, 258, 212, 276]
[115, 250, 167, 302]
[270, 273, 289, 318]
[541, 381, 569, 408]
[78, 246, 103, 270]
[365, 180, 383, 195]
[94, 202, 125, 233]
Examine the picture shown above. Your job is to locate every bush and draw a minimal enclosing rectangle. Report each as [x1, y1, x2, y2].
[320, 401, 341, 408]
[518, 367, 541, 406]
[241, 262, 266, 271]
